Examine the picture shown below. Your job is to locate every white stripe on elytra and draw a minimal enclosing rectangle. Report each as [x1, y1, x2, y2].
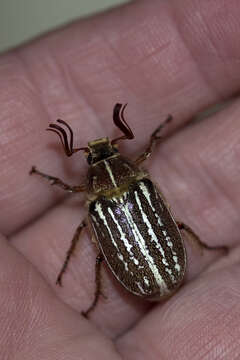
[104, 160, 117, 187]
[115, 195, 169, 294]
[91, 209, 116, 249]
[94, 202, 129, 272]
[139, 182, 163, 226]
[108, 207, 140, 266]
[144, 276, 150, 287]
[117, 253, 129, 271]
[137, 282, 146, 294]
[162, 230, 181, 273]
[91, 214, 105, 237]
[134, 190, 176, 283]
[140, 181, 181, 275]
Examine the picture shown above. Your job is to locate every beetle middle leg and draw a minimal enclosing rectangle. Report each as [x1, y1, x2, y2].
[81, 253, 104, 318]
[30, 166, 86, 193]
[135, 114, 173, 165]
[177, 221, 228, 254]
[56, 219, 87, 286]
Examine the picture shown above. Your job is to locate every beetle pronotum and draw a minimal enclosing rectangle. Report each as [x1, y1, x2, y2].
[30, 103, 225, 317]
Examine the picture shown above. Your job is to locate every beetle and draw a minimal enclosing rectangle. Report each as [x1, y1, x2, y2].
[30, 103, 225, 317]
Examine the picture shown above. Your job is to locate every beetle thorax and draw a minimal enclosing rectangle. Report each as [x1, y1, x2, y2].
[87, 154, 146, 199]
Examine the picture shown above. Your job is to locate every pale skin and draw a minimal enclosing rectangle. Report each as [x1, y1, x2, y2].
[1, 0, 240, 359]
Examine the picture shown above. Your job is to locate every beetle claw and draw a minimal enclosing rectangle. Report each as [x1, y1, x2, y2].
[29, 166, 36, 175]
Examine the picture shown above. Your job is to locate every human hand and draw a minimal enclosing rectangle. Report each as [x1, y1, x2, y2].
[1, 1, 240, 359]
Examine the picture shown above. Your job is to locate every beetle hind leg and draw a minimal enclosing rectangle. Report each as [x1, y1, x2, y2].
[81, 253, 105, 318]
[135, 114, 172, 165]
[177, 221, 228, 254]
[56, 220, 87, 286]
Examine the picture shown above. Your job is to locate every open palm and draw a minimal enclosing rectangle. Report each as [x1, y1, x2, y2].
[1, 1, 240, 359]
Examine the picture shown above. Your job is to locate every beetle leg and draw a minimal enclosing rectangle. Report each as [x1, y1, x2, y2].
[135, 114, 172, 165]
[81, 253, 105, 318]
[30, 166, 86, 193]
[177, 221, 228, 254]
[56, 220, 87, 286]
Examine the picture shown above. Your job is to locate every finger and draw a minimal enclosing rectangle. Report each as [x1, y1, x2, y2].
[0, 233, 120, 359]
[117, 254, 240, 359]
[2, 0, 240, 234]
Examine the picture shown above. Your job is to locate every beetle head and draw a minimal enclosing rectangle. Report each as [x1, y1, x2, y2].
[86, 137, 119, 165]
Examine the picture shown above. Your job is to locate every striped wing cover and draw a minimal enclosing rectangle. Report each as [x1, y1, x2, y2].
[89, 178, 186, 298]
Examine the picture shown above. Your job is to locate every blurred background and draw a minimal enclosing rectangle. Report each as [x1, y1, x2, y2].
[0, 0, 129, 52]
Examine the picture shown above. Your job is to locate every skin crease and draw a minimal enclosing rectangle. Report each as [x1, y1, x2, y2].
[1, 0, 240, 358]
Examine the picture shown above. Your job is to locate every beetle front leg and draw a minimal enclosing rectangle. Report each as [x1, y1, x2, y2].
[177, 221, 228, 253]
[56, 220, 87, 286]
[135, 114, 172, 165]
[81, 253, 104, 318]
[30, 166, 86, 193]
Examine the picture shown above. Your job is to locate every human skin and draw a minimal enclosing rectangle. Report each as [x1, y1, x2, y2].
[1, 0, 240, 359]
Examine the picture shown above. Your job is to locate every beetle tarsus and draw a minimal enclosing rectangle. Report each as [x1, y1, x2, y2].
[56, 277, 62, 287]
[29, 166, 85, 192]
[81, 253, 104, 318]
[29, 166, 36, 175]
